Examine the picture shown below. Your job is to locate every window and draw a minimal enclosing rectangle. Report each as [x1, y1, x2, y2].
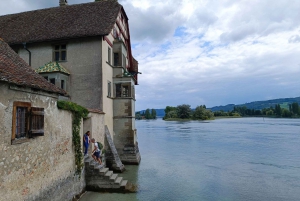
[108, 47, 111, 64]
[115, 83, 131, 98]
[107, 81, 111, 97]
[43, 76, 48, 81]
[114, 53, 119, 66]
[50, 78, 55, 85]
[12, 102, 44, 143]
[61, 80, 65, 89]
[53, 44, 67, 61]
[16, 107, 27, 138]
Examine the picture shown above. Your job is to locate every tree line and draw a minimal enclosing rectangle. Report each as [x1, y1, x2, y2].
[164, 104, 214, 120]
[136, 109, 156, 120]
[214, 102, 300, 118]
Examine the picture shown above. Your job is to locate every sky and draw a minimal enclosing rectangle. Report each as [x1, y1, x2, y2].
[1, 0, 300, 111]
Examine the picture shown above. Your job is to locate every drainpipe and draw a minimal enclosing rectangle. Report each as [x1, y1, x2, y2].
[22, 42, 31, 66]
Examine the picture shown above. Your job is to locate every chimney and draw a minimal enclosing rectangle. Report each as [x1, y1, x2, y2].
[59, 0, 68, 6]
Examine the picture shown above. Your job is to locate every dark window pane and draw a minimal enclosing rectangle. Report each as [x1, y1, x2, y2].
[16, 107, 27, 138]
[61, 80, 65, 89]
[55, 45, 60, 50]
[55, 52, 60, 61]
[61, 51, 66, 60]
[50, 78, 55, 85]
[114, 53, 119, 66]
[116, 84, 121, 97]
[43, 76, 48, 80]
[61, 44, 66, 49]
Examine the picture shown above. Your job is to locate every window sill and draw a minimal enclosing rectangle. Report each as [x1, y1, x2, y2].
[11, 138, 30, 145]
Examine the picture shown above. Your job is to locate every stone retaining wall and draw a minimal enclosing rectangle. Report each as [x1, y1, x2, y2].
[0, 84, 85, 201]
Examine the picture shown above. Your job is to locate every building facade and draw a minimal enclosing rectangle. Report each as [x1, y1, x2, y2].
[0, 0, 140, 164]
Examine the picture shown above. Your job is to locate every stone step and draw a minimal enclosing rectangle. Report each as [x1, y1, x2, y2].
[115, 177, 123, 185]
[110, 173, 118, 182]
[120, 180, 128, 189]
[104, 171, 113, 179]
[84, 157, 93, 164]
[99, 168, 109, 175]
[94, 164, 104, 170]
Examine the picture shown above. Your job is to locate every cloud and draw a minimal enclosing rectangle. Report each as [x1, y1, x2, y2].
[289, 35, 300, 43]
[120, 1, 186, 43]
[1, 0, 300, 111]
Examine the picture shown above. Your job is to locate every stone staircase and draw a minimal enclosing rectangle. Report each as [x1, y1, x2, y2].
[84, 155, 130, 192]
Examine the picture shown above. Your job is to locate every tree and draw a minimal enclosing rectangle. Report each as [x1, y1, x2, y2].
[164, 106, 177, 119]
[275, 104, 282, 116]
[151, 109, 157, 119]
[291, 102, 299, 115]
[193, 105, 214, 120]
[282, 108, 292, 117]
[176, 104, 192, 119]
[145, 109, 151, 119]
[135, 112, 142, 120]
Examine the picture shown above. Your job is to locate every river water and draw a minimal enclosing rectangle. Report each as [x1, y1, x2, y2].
[80, 117, 300, 201]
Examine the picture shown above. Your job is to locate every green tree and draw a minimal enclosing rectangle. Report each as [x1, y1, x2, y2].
[266, 110, 274, 116]
[164, 110, 177, 119]
[291, 102, 299, 115]
[193, 105, 214, 120]
[275, 104, 282, 116]
[151, 109, 157, 119]
[145, 109, 152, 119]
[135, 111, 141, 120]
[282, 108, 292, 117]
[164, 106, 177, 119]
[176, 104, 192, 119]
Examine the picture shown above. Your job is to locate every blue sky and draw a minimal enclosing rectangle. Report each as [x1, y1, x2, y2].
[1, 0, 300, 111]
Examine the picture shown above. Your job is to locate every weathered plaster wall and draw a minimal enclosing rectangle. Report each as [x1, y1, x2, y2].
[17, 37, 103, 111]
[102, 34, 114, 140]
[0, 83, 85, 201]
[83, 112, 105, 153]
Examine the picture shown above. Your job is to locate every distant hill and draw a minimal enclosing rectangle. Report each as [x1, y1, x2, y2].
[137, 97, 300, 116]
[209, 97, 300, 112]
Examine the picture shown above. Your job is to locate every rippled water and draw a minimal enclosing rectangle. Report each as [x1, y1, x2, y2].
[80, 118, 300, 201]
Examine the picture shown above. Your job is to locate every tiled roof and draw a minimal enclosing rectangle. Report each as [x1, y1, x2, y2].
[0, 1, 122, 45]
[35, 62, 70, 75]
[0, 39, 67, 95]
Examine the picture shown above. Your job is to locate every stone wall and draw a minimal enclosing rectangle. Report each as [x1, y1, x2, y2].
[113, 98, 140, 164]
[0, 83, 85, 201]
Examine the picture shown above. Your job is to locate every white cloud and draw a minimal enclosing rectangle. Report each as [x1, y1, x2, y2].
[1, 0, 300, 110]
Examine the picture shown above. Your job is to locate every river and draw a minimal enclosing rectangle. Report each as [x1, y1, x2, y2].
[80, 117, 300, 201]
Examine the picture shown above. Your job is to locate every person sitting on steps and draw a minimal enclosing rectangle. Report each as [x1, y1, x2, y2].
[91, 138, 102, 165]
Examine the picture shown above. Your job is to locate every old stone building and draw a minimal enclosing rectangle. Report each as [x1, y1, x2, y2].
[0, 0, 140, 165]
[0, 38, 88, 201]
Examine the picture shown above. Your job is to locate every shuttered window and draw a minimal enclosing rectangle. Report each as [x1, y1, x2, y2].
[12, 102, 45, 144]
[30, 107, 44, 136]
